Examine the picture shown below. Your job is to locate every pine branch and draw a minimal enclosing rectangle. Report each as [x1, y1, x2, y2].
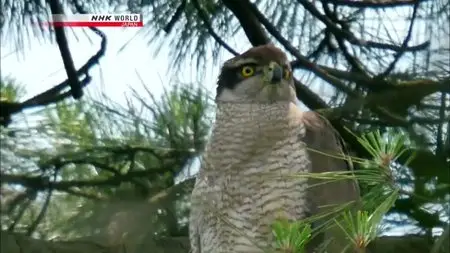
[221, 0, 270, 45]
[0, 27, 107, 127]
[322, 0, 423, 8]
[49, 0, 83, 99]
[296, 0, 429, 52]
[191, 0, 238, 56]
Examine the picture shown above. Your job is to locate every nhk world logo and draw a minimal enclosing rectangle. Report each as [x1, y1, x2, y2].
[46, 14, 143, 27]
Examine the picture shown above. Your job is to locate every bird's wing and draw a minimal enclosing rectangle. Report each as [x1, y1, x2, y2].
[300, 110, 360, 252]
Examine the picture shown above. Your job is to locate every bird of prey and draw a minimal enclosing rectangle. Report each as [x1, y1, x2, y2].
[189, 44, 360, 253]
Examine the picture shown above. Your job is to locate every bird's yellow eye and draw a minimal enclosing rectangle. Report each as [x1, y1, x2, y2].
[241, 66, 255, 77]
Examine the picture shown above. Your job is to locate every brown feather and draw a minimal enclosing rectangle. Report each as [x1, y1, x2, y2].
[238, 44, 288, 65]
[216, 44, 292, 99]
[301, 111, 361, 252]
[192, 44, 361, 253]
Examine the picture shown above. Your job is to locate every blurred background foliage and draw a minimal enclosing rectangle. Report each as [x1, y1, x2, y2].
[1, 0, 449, 252]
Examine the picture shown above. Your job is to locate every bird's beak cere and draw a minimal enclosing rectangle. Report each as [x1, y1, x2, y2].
[265, 61, 283, 84]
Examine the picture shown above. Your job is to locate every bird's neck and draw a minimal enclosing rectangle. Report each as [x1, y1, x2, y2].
[202, 102, 302, 172]
[215, 101, 295, 124]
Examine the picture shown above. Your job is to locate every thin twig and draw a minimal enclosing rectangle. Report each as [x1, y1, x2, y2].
[321, 3, 369, 76]
[192, 0, 239, 56]
[0, 20, 107, 127]
[163, 0, 187, 33]
[381, 0, 421, 76]
[297, 0, 428, 52]
[26, 188, 53, 236]
[322, 0, 421, 8]
[436, 92, 447, 154]
[7, 191, 37, 232]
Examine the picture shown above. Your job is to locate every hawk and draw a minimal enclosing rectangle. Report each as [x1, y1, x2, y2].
[189, 45, 359, 253]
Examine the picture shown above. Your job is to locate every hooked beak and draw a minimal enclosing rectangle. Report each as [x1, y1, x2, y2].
[266, 61, 283, 84]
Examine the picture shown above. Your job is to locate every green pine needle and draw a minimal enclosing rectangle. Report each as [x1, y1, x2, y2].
[272, 219, 312, 253]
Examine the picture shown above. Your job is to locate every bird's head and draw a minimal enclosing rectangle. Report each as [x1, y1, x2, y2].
[216, 44, 297, 104]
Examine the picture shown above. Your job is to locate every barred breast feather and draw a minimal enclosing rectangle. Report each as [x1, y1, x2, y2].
[190, 102, 313, 253]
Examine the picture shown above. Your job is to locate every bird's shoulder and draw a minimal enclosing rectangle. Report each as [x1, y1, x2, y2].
[288, 105, 343, 154]
[288, 104, 335, 135]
